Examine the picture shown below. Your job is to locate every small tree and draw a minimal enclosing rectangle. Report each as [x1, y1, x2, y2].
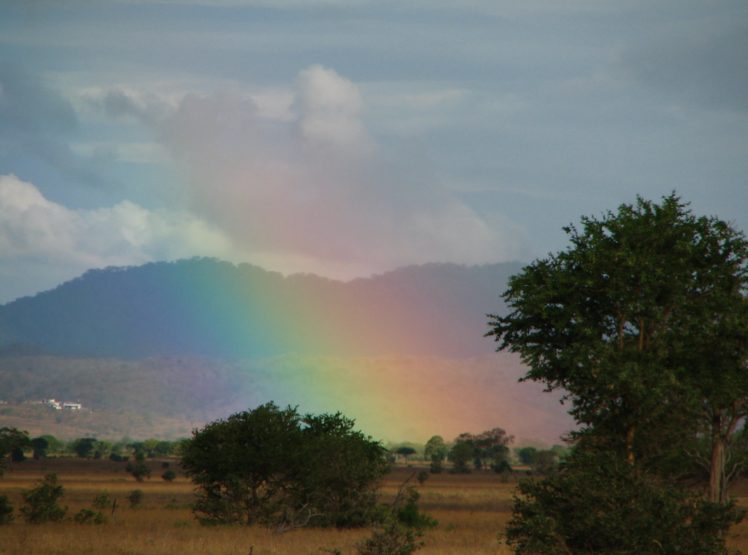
[395, 446, 417, 461]
[126, 452, 151, 482]
[20, 473, 67, 523]
[71, 437, 98, 459]
[424, 436, 448, 473]
[447, 439, 473, 473]
[473, 428, 513, 470]
[357, 476, 436, 555]
[30, 437, 49, 460]
[0, 427, 30, 473]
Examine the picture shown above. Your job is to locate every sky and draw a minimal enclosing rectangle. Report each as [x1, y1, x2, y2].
[1, 0, 746, 304]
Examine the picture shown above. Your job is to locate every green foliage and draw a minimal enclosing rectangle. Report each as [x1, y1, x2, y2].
[505, 450, 742, 555]
[92, 440, 111, 459]
[92, 492, 112, 510]
[357, 482, 436, 555]
[447, 440, 473, 474]
[20, 473, 67, 523]
[162, 469, 177, 482]
[530, 450, 558, 475]
[30, 436, 49, 459]
[0, 427, 30, 473]
[517, 447, 559, 475]
[516, 447, 538, 466]
[40, 434, 64, 454]
[448, 428, 513, 472]
[71, 437, 99, 459]
[394, 446, 417, 459]
[0, 495, 13, 524]
[489, 194, 748, 501]
[10, 445, 26, 462]
[127, 489, 144, 508]
[73, 508, 106, 524]
[180, 402, 389, 528]
[424, 436, 448, 475]
[424, 436, 447, 461]
[125, 457, 151, 482]
[490, 194, 748, 548]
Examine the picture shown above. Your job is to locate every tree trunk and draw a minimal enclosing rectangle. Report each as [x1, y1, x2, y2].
[709, 413, 726, 504]
[626, 425, 636, 465]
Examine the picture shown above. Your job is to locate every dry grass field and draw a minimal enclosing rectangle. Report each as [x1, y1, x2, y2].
[2, 459, 748, 554]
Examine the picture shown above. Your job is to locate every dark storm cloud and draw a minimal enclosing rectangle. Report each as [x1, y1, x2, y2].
[0, 64, 115, 195]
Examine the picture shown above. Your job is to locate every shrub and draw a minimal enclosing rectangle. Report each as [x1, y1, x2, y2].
[92, 492, 112, 510]
[0, 495, 13, 524]
[357, 484, 436, 555]
[20, 473, 67, 523]
[505, 450, 742, 554]
[127, 489, 144, 508]
[73, 508, 106, 524]
[125, 455, 151, 482]
[162, 469, 177, 482]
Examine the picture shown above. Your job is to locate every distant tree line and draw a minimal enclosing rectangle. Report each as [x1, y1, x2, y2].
[0, 427, 184, 468]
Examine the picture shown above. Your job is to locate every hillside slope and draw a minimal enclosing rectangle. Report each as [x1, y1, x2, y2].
[0, 259, 519, 359]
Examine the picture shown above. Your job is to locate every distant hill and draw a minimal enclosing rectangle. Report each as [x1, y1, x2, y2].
[0, 258, 520, 359]
[0, 259, 575, 443]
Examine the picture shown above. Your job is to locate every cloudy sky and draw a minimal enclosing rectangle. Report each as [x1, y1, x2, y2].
[0, 0, 746, 303]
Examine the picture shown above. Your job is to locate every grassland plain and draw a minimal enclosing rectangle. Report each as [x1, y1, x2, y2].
[2, 460, 748, 554]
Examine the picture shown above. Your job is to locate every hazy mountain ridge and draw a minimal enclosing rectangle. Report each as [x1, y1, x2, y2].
[0, 258, 521, 359]
[0, 259, 575, 443]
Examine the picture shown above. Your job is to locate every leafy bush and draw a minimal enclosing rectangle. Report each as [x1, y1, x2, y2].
[125, 454, 151, 482]
[74, 508, 106, 524]
[181, 403, 389, 528]
[92, 492, 112, 510]
[505, 450, 742, 555]
[357, 484, 436, 555]
[0, 427, 30, 474]
[162, 469, 177, 482]
[20, 473, 67, 523]
[127, 489, 144, 508]
[0, 495, 13, 524]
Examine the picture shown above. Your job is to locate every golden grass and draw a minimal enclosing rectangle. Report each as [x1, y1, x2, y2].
[1, 460, 748, 554]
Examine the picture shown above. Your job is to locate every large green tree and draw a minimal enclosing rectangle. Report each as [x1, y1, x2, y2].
[488, 194, 748, 502]
[180, 403, 389, 528]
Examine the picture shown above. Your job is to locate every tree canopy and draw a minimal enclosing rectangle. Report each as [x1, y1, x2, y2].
[488, 194, 748, 493]
[488, 194, 748, 549]
[180, 403, 389, 528]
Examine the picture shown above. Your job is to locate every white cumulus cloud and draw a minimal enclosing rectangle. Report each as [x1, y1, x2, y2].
[0, 174, 244, 302]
